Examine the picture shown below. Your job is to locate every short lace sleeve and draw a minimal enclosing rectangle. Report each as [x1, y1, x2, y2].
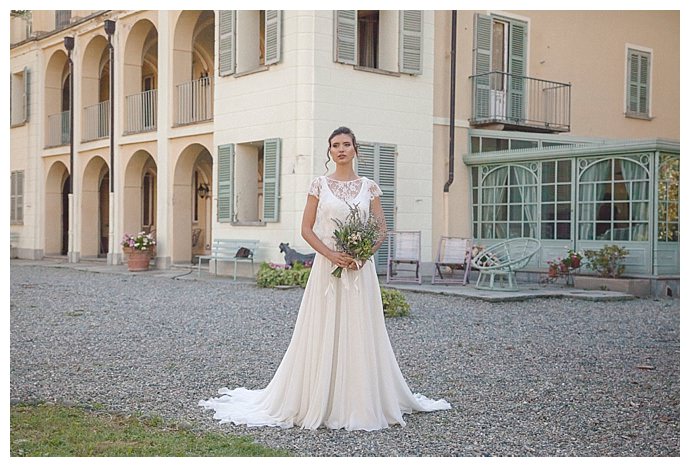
[307, 177, 322, 199]
[368, 179, 383, 200]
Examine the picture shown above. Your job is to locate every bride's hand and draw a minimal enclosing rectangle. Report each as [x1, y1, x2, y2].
[329, 251, 355, 269]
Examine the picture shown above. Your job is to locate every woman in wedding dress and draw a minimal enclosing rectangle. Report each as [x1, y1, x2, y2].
[199, 127, 451, 431]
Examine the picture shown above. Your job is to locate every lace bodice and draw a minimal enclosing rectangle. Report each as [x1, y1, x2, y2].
[308, 176, 383, 249]
[309, 177, 382, 203]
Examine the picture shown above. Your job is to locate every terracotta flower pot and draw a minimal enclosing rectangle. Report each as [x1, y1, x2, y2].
[548, 266, 559, 278]
[127, 249, 151, 272]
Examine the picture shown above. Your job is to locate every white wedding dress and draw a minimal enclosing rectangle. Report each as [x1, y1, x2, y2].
[199, 176, 451, 431]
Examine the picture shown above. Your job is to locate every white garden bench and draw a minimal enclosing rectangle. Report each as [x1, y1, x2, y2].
[197, 239, 260, 280]
[471, 237, 541, 291]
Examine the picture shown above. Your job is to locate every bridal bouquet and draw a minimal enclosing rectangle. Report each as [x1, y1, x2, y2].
[331, 203, 382, 278]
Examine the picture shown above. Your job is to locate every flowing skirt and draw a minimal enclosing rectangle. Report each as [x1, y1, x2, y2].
[199, 254, 451, 431]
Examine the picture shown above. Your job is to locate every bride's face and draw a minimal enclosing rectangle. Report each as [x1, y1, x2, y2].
[329, 134, 357, 167]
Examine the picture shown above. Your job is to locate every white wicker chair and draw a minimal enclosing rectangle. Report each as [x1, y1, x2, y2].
[471, 238, 541, 291]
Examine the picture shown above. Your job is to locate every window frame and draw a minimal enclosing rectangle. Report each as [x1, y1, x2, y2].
[625, 45, 653, 120]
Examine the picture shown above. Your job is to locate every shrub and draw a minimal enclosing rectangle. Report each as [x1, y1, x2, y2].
[381, 288, 411, 318]
[583, 244, 628, 278]
[256, 262, 311, 288]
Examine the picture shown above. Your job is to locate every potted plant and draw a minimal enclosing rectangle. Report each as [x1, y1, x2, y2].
[121, 232, 156, 271]
[545, 248, 583, 285]
[574, 245, 649, 296]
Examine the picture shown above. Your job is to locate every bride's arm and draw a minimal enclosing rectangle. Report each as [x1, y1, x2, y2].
[301, 195, 353, 267]
[370, 195, 387, 255]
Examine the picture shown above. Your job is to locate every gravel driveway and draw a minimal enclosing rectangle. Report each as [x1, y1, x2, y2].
[10, 262, 680, 456]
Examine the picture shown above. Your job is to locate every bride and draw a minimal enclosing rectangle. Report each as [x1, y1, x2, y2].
[199, 127, 451, 431]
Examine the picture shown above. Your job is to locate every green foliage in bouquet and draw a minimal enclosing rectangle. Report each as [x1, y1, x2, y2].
[332, 203, 382, 278]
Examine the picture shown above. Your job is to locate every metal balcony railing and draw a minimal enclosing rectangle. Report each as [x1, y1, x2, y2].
[46, 111, 70, 147]
[176, 77, 212, 126]
[470, 72, 571, 133]
[125, 89, 157, 134]
[83, 100, 110, 142]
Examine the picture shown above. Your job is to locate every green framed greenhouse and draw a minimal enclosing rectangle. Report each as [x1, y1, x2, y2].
[464, 132, 680, 289]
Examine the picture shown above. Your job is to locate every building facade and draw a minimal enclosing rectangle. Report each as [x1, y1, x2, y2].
[9, 10, 680, 292]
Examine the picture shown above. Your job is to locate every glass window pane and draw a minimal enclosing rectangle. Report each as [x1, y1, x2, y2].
[542, 161, 555, 184]
[482, 188, 494, 204]
[495, 223, 507, 238]
[495, 205, 507, 221]
[542, 185, 555, 202]
[557, 161, 571, 182]
[614, 182, 628, 200]
[482, 138, 509, 152]
[614, 202, 628, 221]
[511, 139, 538, 150]
[557, 185, 571, 201]
[471, 137, 480, 153]
[472, 166, 478, 187]
[541, 203, 554, 221]
[510, 187, 522, 203]
[473, 205, 478, 222]
[631, 201, 648, 221]
[631, 181, 649, 201]
[472, 188, 478, 204]
[631, 223, 648, 241]
[556, 222, 571, 240]
[510, 204, 522, 221]
[556, 203, 571, 220]
[596, 223, 612, 240]
[481, 223, 493, 238]
[509, 223, 522, 237]
[541, 223, 554, 239]
[579, 223, 594, 240]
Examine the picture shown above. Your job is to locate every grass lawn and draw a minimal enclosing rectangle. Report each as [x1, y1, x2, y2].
[10, 403, 291, 457]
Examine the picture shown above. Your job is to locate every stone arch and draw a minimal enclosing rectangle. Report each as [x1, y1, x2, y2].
[172, 143, 213, 263]
[44, 160, 70, 255]
[122, 149, 158, 237]
[80, 155, 110, 258]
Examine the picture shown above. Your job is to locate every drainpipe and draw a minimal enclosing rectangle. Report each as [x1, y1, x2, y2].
[64, 36, 75, 262]
[443, 11, 457, 237]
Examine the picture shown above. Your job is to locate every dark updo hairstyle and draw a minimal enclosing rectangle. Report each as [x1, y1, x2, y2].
[324, 126, 358, 173]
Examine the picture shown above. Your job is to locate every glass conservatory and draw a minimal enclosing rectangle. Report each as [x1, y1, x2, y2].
[465, 133, 680, 277]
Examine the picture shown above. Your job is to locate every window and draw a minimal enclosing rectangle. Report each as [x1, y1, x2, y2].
[218, 10, 282, 77]
[10, 67, 30, 126]
[217, 139, 281, 224]
[55, 11, 71, 29]
[11, 171, 24, 224]
[334, 10, 423, 75]
[473, 164, 538, 240]
[540, 160, 572, 240]
[626, 48, 651, 119]
[657, 154, 679, 242]
[473, 14, 527, 122]
[577, 156, 650, 242]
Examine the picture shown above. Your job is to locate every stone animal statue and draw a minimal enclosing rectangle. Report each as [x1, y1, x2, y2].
[279, 243, 316, 267]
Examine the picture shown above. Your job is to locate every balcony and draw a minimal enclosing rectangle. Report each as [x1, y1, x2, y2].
[176, 77, 212, 126]
[470, 72, 571, 133]
[125, 89, 157, 134]
[82, 100, 110, 142]
[46, 111, 70, 148]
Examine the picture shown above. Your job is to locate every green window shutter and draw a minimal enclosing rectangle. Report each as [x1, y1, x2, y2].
[10, 172, 16, 222]
[264, 10, 282, 65]
[334, 10, 357, 65]
[507, 19, 527, 122]
[628, 49, 650, 116]
[262, 138, 281, 222]
[23, 66, 30, 122]
[399, 10, 423, 75]
[217, 144, 235, 223]
[473, 13, 492, 120]
[218, 11, 236, 76]
[17, 171, 24, 222]
[356, 142, 396, 271]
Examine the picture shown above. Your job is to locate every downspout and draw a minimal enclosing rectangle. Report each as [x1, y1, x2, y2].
[443, 11, 457, 236]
